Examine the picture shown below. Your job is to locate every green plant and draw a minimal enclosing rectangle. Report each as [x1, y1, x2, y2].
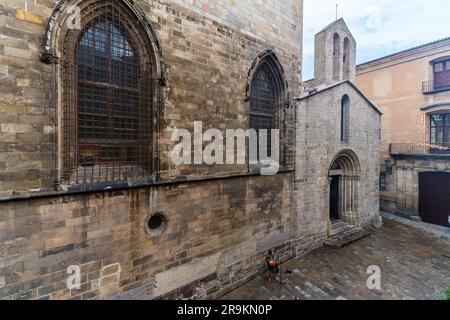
[443, 285, 450, 301]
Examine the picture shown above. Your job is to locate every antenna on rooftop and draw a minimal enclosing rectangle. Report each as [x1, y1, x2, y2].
[336, 3, 338, 21]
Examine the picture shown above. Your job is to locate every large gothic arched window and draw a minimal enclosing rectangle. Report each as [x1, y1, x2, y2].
[62, 1, 157, 184]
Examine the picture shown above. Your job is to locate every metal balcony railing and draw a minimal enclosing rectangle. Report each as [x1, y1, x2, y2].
[422, 80, 450, 94]
[390, 143, 450, 156]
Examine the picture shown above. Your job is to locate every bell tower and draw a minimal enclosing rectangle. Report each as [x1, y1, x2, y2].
[314, 18, 356, 85]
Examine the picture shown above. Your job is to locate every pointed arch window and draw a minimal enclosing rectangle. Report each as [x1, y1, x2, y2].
[62, 1, 157, 185]
[341, 95, 350, 143]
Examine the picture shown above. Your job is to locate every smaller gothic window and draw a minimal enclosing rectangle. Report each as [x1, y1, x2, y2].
[341, 95, 350, 143]
[249, 56, 285, 163]
[250, 64, 278, 158]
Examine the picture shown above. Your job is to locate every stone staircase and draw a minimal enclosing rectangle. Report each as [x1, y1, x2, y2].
[324, 221, 372, 248]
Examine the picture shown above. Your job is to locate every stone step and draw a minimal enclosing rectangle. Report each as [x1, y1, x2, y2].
[330, 222, 354, 236]
[324, 228, 372, 249]
[331, 221, 346, 229]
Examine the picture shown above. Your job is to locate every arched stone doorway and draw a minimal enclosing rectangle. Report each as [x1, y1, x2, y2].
[328, 150, 361, 226]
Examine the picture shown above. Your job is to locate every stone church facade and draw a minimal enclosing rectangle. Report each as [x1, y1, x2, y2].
[297, 19, 382, 245]
[0, 1, 380, 300]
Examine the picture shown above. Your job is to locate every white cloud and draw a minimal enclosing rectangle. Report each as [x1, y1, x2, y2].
[303, 0, 450, 80]
[365, 6, 381, 31]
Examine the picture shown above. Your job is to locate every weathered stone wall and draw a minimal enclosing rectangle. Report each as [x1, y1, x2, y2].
[0, 0, 302, 196]
[295, 82, 381, 237]
[0, 173, 299, 300]
[0, 0, 304, 300]
[0, 2, 55, 194]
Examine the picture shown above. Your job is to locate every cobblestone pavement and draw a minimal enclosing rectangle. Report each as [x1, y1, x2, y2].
[221, 219, 450, 300]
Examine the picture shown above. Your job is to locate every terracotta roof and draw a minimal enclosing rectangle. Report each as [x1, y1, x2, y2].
[357, 36, 450, 67]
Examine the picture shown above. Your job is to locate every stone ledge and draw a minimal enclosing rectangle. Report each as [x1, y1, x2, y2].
[0, 169, 295, 204]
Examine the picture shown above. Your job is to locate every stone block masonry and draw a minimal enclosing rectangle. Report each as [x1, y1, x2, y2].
[0, 0, 302, 196]
[0, 0, 304, 300]
[0, 173, 299, 300]
[295, 81, 381, 238]
[0, 0, 384, 301]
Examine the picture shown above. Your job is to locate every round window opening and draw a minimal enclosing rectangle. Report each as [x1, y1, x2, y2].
[145, 213, 168, 237]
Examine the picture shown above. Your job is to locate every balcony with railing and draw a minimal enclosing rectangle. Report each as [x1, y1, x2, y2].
[390, 143, 450, 157]
[422, 80, 450, 94]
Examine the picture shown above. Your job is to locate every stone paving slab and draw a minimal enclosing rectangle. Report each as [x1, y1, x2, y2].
[221, 219, 450, 300]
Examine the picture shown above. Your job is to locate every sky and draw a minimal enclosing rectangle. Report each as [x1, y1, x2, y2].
[303, 0, 450, 80]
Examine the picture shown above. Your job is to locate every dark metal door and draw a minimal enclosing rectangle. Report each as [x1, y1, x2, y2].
[419, 172, 450, 228]
[330, 176, 340, 221]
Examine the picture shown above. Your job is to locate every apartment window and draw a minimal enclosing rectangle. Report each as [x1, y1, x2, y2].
[446, 61, 450, 71]
[430, 113, 450, 149]
[435, 62, 444, 73]
[62, 0, 156, 184]
[433, 58, 450, 90]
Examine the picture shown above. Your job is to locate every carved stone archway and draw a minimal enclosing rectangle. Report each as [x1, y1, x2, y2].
[328, 149, 361, 226]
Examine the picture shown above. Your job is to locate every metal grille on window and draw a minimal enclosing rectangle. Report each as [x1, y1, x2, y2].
[380, 173, 387, 192]
[62, 1, 156, 185]
[430, 113, 450, 149]
[250, 64, 279, 158]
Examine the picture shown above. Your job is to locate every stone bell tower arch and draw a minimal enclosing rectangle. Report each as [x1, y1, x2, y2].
[314, 18, 356, 85]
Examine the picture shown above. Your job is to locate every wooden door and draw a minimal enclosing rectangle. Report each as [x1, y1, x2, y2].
[419, 172, 450, 228]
